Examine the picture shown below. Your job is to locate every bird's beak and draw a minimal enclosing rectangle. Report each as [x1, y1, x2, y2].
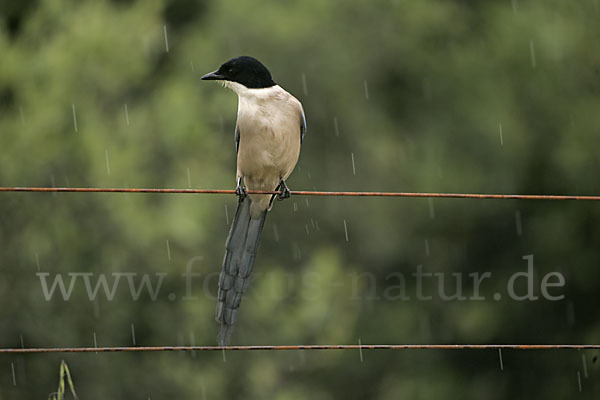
[201, 70, 224, 81]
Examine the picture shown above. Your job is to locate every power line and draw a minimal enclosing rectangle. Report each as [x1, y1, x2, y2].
[1, 187, 600, 200]
[1, 344, 599, 354]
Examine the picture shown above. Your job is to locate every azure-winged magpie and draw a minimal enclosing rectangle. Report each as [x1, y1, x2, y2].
[202, 56, 306, 345]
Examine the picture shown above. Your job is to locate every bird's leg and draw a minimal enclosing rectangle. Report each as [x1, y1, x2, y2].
[277, 179, 291, 201]
[235, 176, 247, 202]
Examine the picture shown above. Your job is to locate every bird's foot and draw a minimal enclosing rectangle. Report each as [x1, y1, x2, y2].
[235, 178, 247, 202]
[277, 180, 291, 201]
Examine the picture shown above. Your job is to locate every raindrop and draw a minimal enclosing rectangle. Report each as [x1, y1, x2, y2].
[225, 204, 230, 225]
[201, 381, 207, 400]
[301, 73, 308, 95]
[425, 239, 430, 256]
[529, 40, 536, 69]
[333, 117, 340, 136]
[358, 338, 364, 362]
[498, 123, 504, 146]
[163, 25, 169, 53]
[166, 240, 171, 261]
[105, 149, 111, 175]
[428, 199, 435, 219]
[314, 220, 320, 231]
[124, 104, 130, 126]
[187, 168, 192, 188]
[577, 371, 582, 392]
[222, 348, 227, 362]
[93, 331, 98, 354]
[363, 80, 369, 100]
[190, 61, 196, 73]
[351, 153, 356, 175]
[511, 0, 519, 14]
[498, 348, 504, 371]
[273, 224, 280, 242]
[11, 362, 16, 386]
[582, 354, 588, 378]
[305, 224, 309, 235]
[293, 202, 298, 212]
[50, 175, 57, 197]
[72, 104, 78, 133]
[292, 241, 302, 261]
[343, 219, 349, 242]
[131, 323, 136, 345]
[19, 335, 24, 348]
[299, 349, 306, 365]
[305, 198, 310, 208]
[189, 331, 197, 358]
[515, 210, 522, 236]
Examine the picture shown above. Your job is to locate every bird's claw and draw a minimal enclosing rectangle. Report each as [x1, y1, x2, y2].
[277, 181, 291, 201]
[235, 183, 247, 202]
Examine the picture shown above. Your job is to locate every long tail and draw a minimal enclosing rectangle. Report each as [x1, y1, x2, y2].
[216, 197, 267, 346]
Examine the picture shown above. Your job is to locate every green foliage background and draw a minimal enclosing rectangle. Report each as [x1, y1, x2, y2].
[1, 0, 599, 398]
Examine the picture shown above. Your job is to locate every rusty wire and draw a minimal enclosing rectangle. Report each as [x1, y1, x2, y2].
[1, 344, 599, 354]
[1, 186, 600, 200]
[1, 188, 598, 356]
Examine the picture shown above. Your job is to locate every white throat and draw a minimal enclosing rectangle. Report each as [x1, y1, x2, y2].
[221, 80, 248, 95]
[221, 81, 281, 99]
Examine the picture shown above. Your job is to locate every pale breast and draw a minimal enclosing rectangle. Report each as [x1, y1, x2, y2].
[235, 86, 302, 189]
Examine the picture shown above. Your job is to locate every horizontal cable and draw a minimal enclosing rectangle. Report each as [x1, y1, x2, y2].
[1, 344, 599, 354]
[1, 187, 600, 200]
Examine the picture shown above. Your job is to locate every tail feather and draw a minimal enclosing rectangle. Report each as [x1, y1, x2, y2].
[217, 197, 267, 346]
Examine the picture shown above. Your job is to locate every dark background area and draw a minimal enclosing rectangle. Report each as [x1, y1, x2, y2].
[0, 0, 599, 398]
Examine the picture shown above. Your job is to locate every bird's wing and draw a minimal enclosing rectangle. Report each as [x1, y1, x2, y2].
[300, 108, 307, 144]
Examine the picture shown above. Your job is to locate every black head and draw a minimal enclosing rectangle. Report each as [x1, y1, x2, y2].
[201, 56, 275, 89]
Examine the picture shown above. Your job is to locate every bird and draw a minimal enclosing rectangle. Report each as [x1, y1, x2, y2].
[201, 56, 306, 346]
